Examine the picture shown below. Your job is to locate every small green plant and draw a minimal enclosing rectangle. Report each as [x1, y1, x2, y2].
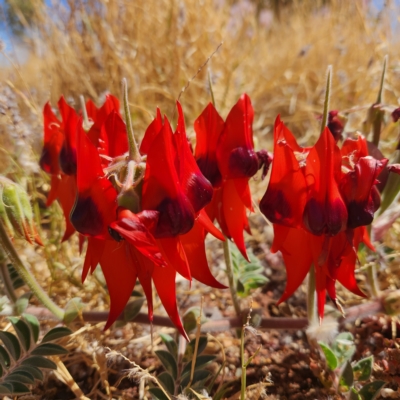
[0, 314, 72, 395]
[319, 332, 386, 400]
[231, 249, 268, 298]
[149, 333, 218, 399]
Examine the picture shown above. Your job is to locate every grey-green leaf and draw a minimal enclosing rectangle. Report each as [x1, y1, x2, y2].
[182, 355, 216, 378]
[8, 317, 31, 351]
[0, 384, 10, 394]
[157, 372, 175, 395]
[6, 370, 35, 384]
[123, 298, 145, 323]
[23, 314, 39, 343]
[155, 350, 178, 380]
[319, 342, 338, 370]
[339, 361, 354, 391]
[358, 380, 386, 400]
[148, 387, 170, 400]
[0, 331, 21, 361]
[21, 356, 57, 370]
[349, 388, 361, 400]
[159, 333, 178, 359]
[0, 345, 10, 368]
[353, 356, 373, 382]
[5, 381, 30, 394]
[181, 369, 211, 389]
[41, 326, 72, 343]
[13, 366, 43, 381]
[31, 343, 69, 356]
[184, 336, 208, 362]
[14, 292, 31, 315]
[63, 297, 84, 324]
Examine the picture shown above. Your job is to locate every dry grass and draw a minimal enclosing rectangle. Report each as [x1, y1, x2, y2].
[1, 0, 400, 398]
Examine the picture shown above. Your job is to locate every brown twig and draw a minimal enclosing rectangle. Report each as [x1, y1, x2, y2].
[13, 295, 388, 331]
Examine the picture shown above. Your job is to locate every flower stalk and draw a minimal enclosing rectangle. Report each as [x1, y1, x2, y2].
[122, 78, 141, 163]
[223, 237, 242, 319]
[0, 219, 64, 320]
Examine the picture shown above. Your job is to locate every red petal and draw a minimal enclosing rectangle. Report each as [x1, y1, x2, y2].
[71, 121, 117, 239]
[340, 157, 388, 228]
[221, 179, 249, 260]
[217, 94, 258, 179]
[152, 261, 188, 339]
[58, 96, 78, 175]
[82, 237, 105, 282]
[174, 102, 213, 213]
[259, 116, 308, 228]
[197, 209, 224, 241]
[341, 134, 368, 165]
[140, 108, 163, 155]
[109, 210, 166, 267]
[40, 102, 63, 175]
[157, 237, 191, 281]
[45, 173, 77, 241]
[100, 241, 138, 330]
[194, 103, 224, 187]
[180, 220, 226, 289]
[46, 175, 61, 207]
[142, 118, 194, 237]
[274, 226, 314, 303]
[87, 94, 121, 145]
[303, 127, 347, 236]
[102, 110, 129, 158]
[58, 174, 77, 241]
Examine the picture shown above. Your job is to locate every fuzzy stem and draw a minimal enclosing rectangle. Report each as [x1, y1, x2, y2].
[307, 265, 317, 325]
[208, 69, 216, 107]
[223, 237, 242, 319]
[0, 219, 64, 320]
[122, 78, 141, 163]
[320, 65, 332, 134]
[79, 95, 91, 132]
[0, 258, 17, 303]
[372, 56, 388, 147]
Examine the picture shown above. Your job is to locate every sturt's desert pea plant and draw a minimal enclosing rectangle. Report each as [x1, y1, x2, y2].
[2, 2, 400, 396]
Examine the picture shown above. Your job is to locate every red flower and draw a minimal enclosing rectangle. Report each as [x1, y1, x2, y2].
[260, 116, 386, 317]
[69, 99, 223, 337]
[195, 95, 265, 260]
[40, 96, 124, 242]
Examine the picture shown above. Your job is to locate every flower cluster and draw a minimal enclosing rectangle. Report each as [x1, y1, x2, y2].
[40, 94, 264, 337]
[259, 116, 387, 317]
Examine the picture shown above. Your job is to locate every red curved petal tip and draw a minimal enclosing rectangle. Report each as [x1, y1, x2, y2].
[194, 102, 224, 187]
[142, 119, 195, 237]
[217, 94, 258, 180]
[40, 102, 63, 175]
[173, 106, 213, 213]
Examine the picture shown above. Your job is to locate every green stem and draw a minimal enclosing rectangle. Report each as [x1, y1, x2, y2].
[320, 65, 332, 134]
[223, 237, 241, 319]
[0, 219, 64, 320]
[0, 258, 17, 303]
[307, 265, 317, 325]
[372, 56, 387, 146]
[79, 95, 92, 132]
[122, 78, 141, 163]
[208, 69, 216, 107]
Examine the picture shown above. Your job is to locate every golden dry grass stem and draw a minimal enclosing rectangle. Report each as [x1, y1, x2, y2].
[53, 356, 91, 400]
[1, 0, 399, 145]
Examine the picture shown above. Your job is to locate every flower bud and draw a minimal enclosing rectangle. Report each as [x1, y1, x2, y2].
[0, 177, 42, 245]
